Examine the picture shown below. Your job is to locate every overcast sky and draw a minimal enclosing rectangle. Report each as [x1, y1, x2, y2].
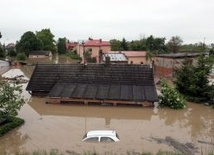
[1, 0, 214, 44]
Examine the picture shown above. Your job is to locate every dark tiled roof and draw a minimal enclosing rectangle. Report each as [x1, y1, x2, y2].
[26, 64, 158, 102]
[48, 83, 157, 102]
[157, 52, 206, 58]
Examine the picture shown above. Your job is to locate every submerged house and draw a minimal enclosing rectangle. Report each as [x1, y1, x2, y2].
[26, 64, 158, 107]
[154, 52, 205, 77]
[29, 50, 52, 58]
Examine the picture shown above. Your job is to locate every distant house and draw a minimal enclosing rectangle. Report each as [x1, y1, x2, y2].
[75, 39, 111, 63]
[66, 42, 78, 51]
[102, 53, 128, 64]
[154, 52, 205, 77]
[26, 64, 158, 107]
[29, 51, 52, 58]
[104, 51, 147, 64]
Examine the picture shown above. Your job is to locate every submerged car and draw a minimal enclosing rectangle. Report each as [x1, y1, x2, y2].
[82, 130, 120, 142]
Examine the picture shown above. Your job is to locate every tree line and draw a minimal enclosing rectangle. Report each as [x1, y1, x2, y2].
[0, 29, 213, 60]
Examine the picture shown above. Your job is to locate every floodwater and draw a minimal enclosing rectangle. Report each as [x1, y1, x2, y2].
[0, 57, 214, 154]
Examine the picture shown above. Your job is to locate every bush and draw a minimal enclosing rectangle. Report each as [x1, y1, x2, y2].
[16, 53, 27, 61]
[0, 116, 24, 137]
[67, 51, 82, 60]
[159, 80, 186, 109]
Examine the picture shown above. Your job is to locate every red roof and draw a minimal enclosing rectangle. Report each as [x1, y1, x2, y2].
[66, 42, 78, 50]
[104, 51, 147, 57]
[82, 39, 110, 47]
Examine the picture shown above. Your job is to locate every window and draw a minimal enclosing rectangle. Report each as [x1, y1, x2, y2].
[84, 137, 99, 142]
[100, 137, 114, 142]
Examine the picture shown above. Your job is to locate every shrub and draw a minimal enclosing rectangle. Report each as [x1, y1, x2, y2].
[159, 80, 186, 109]
[16, 53, 27, 61]
[67, 51, 82, 60]
[0, 116, 24, 137]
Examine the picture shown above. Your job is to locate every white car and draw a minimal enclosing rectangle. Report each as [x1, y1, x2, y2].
[82, 130, 120, 142]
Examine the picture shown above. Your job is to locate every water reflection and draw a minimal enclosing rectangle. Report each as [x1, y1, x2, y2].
[0, 128, 30, 155]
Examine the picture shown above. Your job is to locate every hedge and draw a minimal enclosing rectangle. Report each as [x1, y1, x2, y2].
[0, 116, 24, 137]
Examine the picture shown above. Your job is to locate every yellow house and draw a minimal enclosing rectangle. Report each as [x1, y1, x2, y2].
[75, 39, 111, 63]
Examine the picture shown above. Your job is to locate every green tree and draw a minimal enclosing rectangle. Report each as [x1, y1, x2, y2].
[167, 36, 183, 53]
[110, 39, 122, 51]
[145, 35, 167, 54]
[0, 45, 5, 58]
[175, 55, 214, 103]
[7, 49, 17, 57]
[16, 53, 27, 61]
[36, 28, 55, 51]
[129, 39, 147, 51]
[57, 38, 66, 54]
[16, 31, 42, 56]
[0, 81, 25, 118]
[121, 38, 128, 51]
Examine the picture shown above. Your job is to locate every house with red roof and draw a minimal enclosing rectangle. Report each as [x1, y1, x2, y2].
[75, 39, 111, 63]
[66, 42, 78, 51]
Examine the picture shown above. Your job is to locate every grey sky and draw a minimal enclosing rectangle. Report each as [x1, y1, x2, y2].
[1, 0, 214, 44]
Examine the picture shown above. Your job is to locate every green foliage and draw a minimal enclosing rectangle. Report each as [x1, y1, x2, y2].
[121, 38, 128, 51]
[36, 28, 55, 51]
[16, 29, 56, 56]
[0, 116, 24, 137]
[129, 39, 147, 51]
[0, 45, 6, 58]
[0, 81, 25, 117]
[7, 49, 17, 57]
[159, 80, 186, 109]
[146, 35, 167, 54]
[110, 39, 122, 51]
[67, 50, 82, 60]
[175, 55, 214, 103]
[83, 50, 96, 63]
[110, 36, 167, 53]
[57, 38, 67, 54]
[167, 36, 183, 53]
[16, 31, 42, 56]
[16, 53, 27, 61]
[181, 43, 208, 53]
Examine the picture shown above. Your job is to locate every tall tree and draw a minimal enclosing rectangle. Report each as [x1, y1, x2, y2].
[175, 55, 214, 103]
[0, 45, 5, 58]
[0, 32, 2, 39]
[36, 28, 55, 51]
[57, 38, 66, 54]
[129, 39, 147, 51]
[16, 31, 42, 56]
[167, 36, 183, 53]
[110, 39, 122, 51]
[121, 38, 128, 51]
[146, 35, 167, 54]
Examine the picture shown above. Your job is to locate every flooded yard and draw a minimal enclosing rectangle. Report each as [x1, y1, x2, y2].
[0, 59, 214, 154]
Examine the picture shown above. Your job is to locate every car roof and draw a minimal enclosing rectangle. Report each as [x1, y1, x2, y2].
[86, 130, 116, 137]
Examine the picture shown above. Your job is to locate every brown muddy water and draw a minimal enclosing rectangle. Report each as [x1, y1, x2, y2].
[0, 57, 214, 154]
